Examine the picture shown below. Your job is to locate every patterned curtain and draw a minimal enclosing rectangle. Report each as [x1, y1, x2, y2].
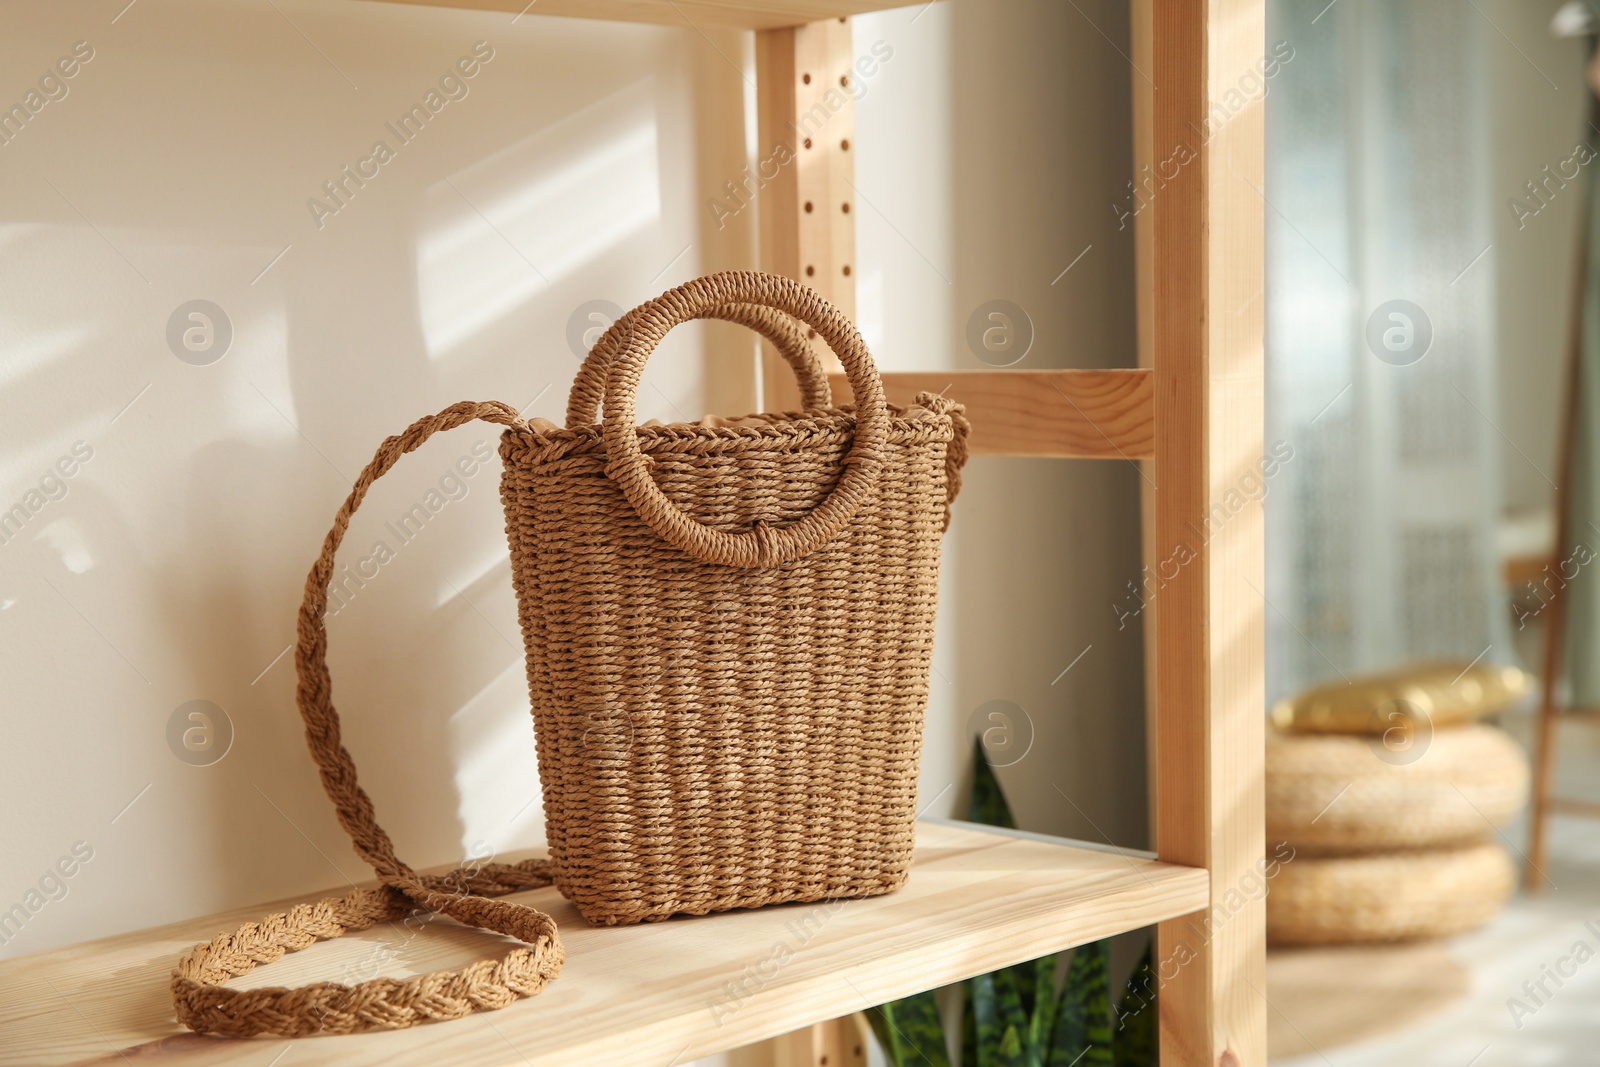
[1265, 0, 1506, 702]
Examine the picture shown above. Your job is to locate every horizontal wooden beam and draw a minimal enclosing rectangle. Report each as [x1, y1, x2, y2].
[346, 0, 923, 30]
[1549, 796, 1600, 818]
[826, 368, 1154, 460]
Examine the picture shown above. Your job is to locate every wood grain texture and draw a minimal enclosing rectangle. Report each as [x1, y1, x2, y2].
[771, 1013, 869, 1067]
[1130, 0, 1159, 849]
[345, 0, 924, 30]
[826, 369, 1155, 459]
[0, 822, 1206, 1067]
[1151, 1, 1267, 1066]
[757, 18, 857, 411]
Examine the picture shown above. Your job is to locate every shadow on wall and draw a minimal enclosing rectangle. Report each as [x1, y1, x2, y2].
[945, 0, 1148, 849]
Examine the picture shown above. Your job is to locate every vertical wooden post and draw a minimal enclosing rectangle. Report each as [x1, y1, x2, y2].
[755, 16, 866, 1066]
[1151, 2, 1267, 1066]
[770, 1012, 870, 1067]
[754, 16, 857, 410]
[1130, 0, 1159, 848]
[1525, 167, 1592, 889]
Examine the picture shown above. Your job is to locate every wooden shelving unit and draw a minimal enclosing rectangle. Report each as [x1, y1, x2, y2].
[0, 823, 1208, 1066]
[0, 2, 1265, 1064]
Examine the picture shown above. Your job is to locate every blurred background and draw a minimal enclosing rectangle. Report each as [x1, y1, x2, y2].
[1258, 0, 1599, 1062]
[0, 0, 1595, 1063]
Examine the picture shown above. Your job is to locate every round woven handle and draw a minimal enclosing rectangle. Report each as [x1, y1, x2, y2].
[171, 401, 565, 1038]
[601, 271, 889, 569]
[566, 301, 832, 428]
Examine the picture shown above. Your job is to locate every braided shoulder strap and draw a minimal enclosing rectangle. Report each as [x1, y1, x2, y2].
[171, 401, 564, 1038]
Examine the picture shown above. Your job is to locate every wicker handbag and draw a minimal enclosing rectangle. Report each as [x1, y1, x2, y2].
[171, 272, 970, 1037]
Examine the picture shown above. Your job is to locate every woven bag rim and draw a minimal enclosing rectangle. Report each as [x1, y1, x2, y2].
[506, 402, 960, 450]
[512, 403, 947, 441]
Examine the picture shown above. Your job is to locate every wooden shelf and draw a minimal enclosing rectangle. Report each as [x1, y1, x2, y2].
[27, 0, 1262, 1058]
[833, 369, 1155, 460]
[0, 821, 1205, 1067]
[349, 0, 926, 31]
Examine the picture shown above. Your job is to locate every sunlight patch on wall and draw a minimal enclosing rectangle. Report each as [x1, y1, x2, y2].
[33, 520, 94, 574]
[433, 546, 513, 610]
[450, 657, 542, 856]
[0, 321, 89, 393]
[417, 79, 663, 362]
[222, 305, 320, 458]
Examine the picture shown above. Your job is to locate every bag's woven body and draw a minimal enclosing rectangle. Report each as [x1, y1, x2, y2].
[503, 406, 958, 923]
[169, 272, 968, 1037]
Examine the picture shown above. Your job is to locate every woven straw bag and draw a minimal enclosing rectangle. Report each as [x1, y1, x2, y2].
[170, 272, 970, 1037]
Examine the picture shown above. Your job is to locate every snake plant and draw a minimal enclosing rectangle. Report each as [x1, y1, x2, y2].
[865, 739, 1157, 1067]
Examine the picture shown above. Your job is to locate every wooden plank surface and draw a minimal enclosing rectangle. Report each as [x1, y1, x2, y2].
[1130, 0, 1160, 849]
[757, 18, 858, 410]
[347, 0, 924, 31]
[1151, 1, 1268, 1065]
[0, 822, 1205, 1067]
[827, 368, 1155, 459]
[770, 1012, 870, 1067]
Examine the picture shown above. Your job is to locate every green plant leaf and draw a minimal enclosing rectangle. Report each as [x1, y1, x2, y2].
[1014, 957, 1038, 1023]
[866, 991, 952, 1067]
[867, 1003, 897, 1064]
[972, 971, 1002, 1066]
[998, 1024, 1025, 1065]
[963, 981, 978, 1067]
[969, 735, 1018, 830]
[972, 970, 1034, 1067]
[1112, 941, 1158, 1067]
[1050, 940, 1113, 1067]
[1001, 966, 1037, 1066]
[1027, 954, 1061, 1058]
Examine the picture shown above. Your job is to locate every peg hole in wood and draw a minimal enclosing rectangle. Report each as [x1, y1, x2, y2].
[841, 202, 850, 214]
[804, 138, 813, 149]
[802, 72, 812, 85]
[805, 265, 816, 277]
[841, 138, 850, 151]
[839, 75, 849, 88]
[842, 265, 852, 277]
[804, 201, 814, 213]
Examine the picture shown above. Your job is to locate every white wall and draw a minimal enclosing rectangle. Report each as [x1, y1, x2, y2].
[0, 0, 754, 957]
[1487, 2, 1589, 519]
[1, 0, 1142, 1058]
[855, 0, 1146, 849]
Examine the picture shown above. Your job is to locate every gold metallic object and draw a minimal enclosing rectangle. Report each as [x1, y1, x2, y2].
[1270, 661, 1533, 735]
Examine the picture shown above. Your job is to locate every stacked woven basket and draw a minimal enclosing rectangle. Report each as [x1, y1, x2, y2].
[1265, 662, 1532, 945]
